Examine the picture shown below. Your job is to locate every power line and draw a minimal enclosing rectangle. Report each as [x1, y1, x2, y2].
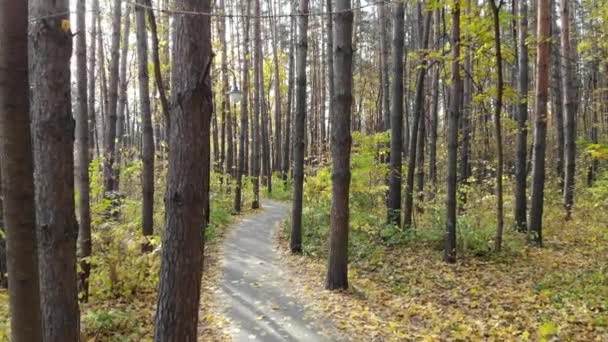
[29, 0, 394, 24]
[126, 0, 392, 19]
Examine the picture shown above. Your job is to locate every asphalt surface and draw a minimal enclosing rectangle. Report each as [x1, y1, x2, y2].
[217, 200, 334, 342]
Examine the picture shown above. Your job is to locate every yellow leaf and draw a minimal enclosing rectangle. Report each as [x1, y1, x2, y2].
[61, 19, 70, 32]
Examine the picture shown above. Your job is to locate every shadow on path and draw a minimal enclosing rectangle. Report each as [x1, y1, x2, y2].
[216, 200, 334, 341]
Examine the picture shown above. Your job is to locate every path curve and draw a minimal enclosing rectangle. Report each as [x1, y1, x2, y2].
[217, 200, 334, 341]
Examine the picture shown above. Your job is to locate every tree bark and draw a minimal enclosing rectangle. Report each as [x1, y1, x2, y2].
[252, 0, 262, 208]
[561, 0, 577, 219]
[290, 0, 310, 254]
[490, 0, 505, 252]
[30, 0, 80, 338]
[403, 12, 432, 229]
[104, 0, 123, 194]
[76, 0, 92, 302]
[0, 1, 43, 339]
[115, 4, 132, 189]
[235, 0, 252, 213]
[514, 0, 529, 232]
[154, 0, 212, 339]
[270, 0, 282, 174]
[326, 0, 354, 291]
[528, 0, 551, 247]
[379, 2, 390, 131]
[387, 3, 405, 226]
[445, 1, 462, 263]
[136, 0, 154, 248]
[283, 3, 296, 181]
[88, 0, 99, 160]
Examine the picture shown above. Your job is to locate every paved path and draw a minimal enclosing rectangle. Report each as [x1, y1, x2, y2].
[217, 200, 334, 341]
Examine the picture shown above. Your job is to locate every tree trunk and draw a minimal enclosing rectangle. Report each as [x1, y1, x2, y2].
[550, 1, 564, 187]
[252, 0, 262, 208]
[30, 0, 80, 338]
[235, 0, 252, 213]
[379, 2, 390, 131]
[387, 3, 405, 226]
[88, 0, 99, 160]
[115, 4, 132, 189]
[561, 0, 577, 219]
[153, 0, 212, 339]
[528, 0, 551, 247]
[514, 0, 529, 232]
[104, 0, 123, 194]
[283, 3, 296, 181]
[136, 0, 154, 249]
[290, 0, 310, 254]
[76, 0, 92, 302]
[0, 1, 43, 339]
[490, 0, 505, 252]
[445, 1, 462, 263]
[403, 12, 432, 229]
[146, 0, 170, 128]
[270, 0, 282, 173]
[326, 0, 354, 291]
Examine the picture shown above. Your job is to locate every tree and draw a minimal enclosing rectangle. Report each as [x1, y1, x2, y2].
[104, 0, 123, 194]
[326, 0, 354, 290]
[235, 0, 252, 213]
[290, 0, 310, 254]
[445, 0, 462, 263]
[561, 0, 577, 219]
[30, 0, 80, 338]
[528, 0, 551, 247]
[379, 2, 390, 131]
[0, 0, 43, 339]
[136, 0, 154, 249]
[489, 0, 505, 251]
[252, 0, 263, 208]
[76, 0, 92, 301]
[154, 0, 212, 339]
[270, 0, 282, 174]
[514, 0, 530, 232]
[387, 2, 405, 226]
[283, 1, 296, 182]
[115, 4, 133, 188]
[403, 12, 432, 229]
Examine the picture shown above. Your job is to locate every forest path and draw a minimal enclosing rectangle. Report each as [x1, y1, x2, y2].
[216, 200, 335, 341]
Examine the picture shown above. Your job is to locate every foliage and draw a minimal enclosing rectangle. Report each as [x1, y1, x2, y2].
[279, 131, 608, 340]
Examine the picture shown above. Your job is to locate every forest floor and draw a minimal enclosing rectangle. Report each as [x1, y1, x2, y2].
[214, 199, 343, 341]
[275, 199, 608, 341]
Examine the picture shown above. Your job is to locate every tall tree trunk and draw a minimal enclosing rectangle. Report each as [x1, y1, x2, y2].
[461, 0, 472, 191]
[270, 0, 282, 173]
[76, 0, 92, 302]
[387, 2, 405, 225]
[379, 2, 390, 131]
[327, 0, 354, 291]
[561, 0, 577, 219]
[104, 0, 123, 194]
[550, 1, 564, 187]
[528, 0, 551, 247]
[136, 0, 154, 249]
[326, 0, 335, 153]
[30, 0, 80, 338]
[445, 1, 462, 263]
[259, 26, 272, 194]
[429, 9, 441, 191]
[0, 1, 43, 339]
[514, 0, 529, 232]
[88, 0, 99, 160]
[490, 0, 505, 252]
[290, 0, 310, 254]
[115, 4, 132, 189]
[219, 0, 233, 179]
[252, 0, 262, 208]
[235, 0, 252, 213]
[153, 0, 212, 338]
[283, 3, 296, 181]
[403, 12, 432, 229]
[146, 0, 170, 128]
